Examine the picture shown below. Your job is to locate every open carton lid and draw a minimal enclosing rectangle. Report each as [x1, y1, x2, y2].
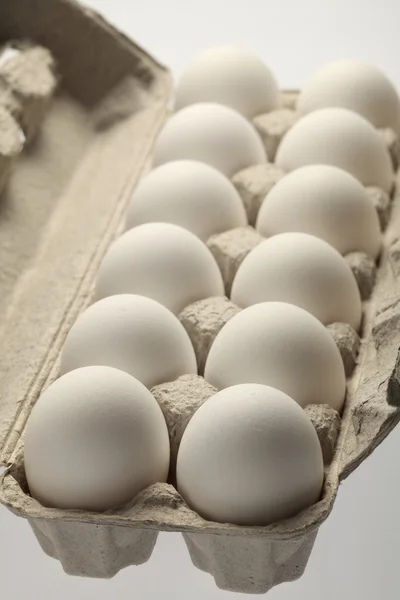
[0, 0, 400, 544]
[0, 0, 172, 466]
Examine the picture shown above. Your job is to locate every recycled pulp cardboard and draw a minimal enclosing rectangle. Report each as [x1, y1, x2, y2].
[0, 0, 400, 594]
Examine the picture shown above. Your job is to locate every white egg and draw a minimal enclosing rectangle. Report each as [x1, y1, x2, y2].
[175, 46, 280, 119]
[276, 108, 394, 193]
[204, 302, 346, 412]
[95, 223, 224, 315]
[231, 232, 362, 330]
[24, 366, 170, 511]
[256, 165, 382, 259]
[153, 103, 267, 177]
[126, 160, 247, 242]
[298, 60, 400, 133]
[60, 295, 197, 388]
[177, 383, 324, 526]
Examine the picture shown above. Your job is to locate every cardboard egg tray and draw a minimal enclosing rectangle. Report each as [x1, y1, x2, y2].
[1, 0, 400, 595]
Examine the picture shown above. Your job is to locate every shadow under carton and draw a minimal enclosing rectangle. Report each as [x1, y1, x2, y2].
[1, 0, 400, 595]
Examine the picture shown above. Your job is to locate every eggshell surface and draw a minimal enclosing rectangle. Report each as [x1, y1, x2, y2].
[95, 223, 225, 315]
[177, 383, 324, 526]
[256, 165, 382, 259]
[204, 302, 346, 412]
[153, 103, 267, 177]
[276, 108, 393, 192]
[231, 232, 362, 330]
[60, 294, 197, 388]
[24, 366, 170, 511]
[175, 46, 280, 119]
[126, 160, 247, 241]
[297, 60, 400, 133]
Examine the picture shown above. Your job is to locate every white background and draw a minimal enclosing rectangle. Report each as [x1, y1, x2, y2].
[2, 1, 400, 598]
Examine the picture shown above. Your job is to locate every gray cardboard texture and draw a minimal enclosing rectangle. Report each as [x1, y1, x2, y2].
[179, 297, 242, 374]
[0, 105, 23, 194]
[0, 43, 58, 142]
[253, 108, 298, 161]
[326, 322, 361, 377]
[1, 0, 400, 595]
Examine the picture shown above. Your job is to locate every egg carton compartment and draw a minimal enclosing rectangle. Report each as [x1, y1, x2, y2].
[326, 323, 361, 377]
[29, 519, 158, 578]
[366, 186, 393, 230]
[0, 4, 400, 594]
[231, 164, 285, 227]
[253, 109, 299, 162]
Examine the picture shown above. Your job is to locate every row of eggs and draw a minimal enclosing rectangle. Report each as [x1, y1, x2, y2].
[93, 217, 364, 331]
[127, 160, 381, 259]
[154, 46, 396, 195]
[25, 298, 334, 525]
[175, 46, 400, 131]
[23, 46, 397, 527]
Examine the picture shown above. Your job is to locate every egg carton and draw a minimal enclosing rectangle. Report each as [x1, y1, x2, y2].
[1, 0, 400, 595]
